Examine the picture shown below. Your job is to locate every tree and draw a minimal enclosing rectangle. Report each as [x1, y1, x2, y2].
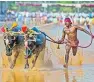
[8, 1, 18, 10]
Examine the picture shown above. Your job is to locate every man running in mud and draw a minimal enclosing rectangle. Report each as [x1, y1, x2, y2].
[58, 18, 94, 68]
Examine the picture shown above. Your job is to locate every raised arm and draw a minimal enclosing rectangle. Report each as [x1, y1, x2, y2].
[76, 25, 91, 36]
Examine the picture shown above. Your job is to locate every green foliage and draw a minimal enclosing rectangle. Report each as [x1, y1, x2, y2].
[8, 2, 18, 10]
[57, 1, 73, 4]
[6, 1, 94, 13]
[59, 7, 73, 12]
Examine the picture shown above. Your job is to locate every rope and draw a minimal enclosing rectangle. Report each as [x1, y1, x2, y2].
[3, 24, 94, 49]
[78, 25, 93, 48]
[41, 31, 94, 48]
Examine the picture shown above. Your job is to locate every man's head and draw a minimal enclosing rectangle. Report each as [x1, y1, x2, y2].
[64, 18, 72, 27]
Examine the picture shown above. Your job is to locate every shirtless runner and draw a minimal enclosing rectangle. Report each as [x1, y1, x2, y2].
[58, 18, 94, 68]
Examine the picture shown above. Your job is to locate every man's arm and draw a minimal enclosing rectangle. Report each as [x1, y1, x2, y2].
[58, 29, 66, 43]
[76, 26, 91, 36]
[61, 29, 66, 41]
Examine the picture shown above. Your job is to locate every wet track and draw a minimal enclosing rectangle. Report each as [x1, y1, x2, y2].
[0, 22, 94, 82]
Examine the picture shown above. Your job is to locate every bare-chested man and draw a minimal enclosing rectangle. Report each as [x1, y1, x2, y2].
[58, 18, 94, 68]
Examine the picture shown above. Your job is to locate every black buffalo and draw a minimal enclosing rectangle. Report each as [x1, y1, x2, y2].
[3, 32, 24, 69]
[24, 31, 46, 69]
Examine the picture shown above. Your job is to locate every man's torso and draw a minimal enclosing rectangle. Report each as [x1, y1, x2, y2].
[64, 26, 79, 47]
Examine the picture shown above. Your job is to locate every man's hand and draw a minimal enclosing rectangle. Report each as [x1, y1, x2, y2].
[57, 39, 64, 44]
[92, 35, 94, 39]
[87, 24, 90, 29]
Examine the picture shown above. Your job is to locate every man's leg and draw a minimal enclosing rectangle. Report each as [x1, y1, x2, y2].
[72, 47, 77, 56]
[64, 45, 71, 68]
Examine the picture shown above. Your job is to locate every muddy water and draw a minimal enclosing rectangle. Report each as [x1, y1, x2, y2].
[0, 23, 94, 82]
[1, 65, 94, 82]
